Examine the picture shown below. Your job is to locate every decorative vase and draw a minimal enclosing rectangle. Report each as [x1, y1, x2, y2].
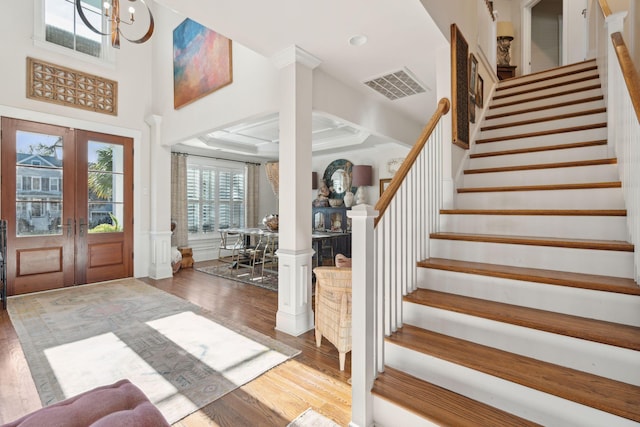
[262, 213, 279, 231]
[343, 191, 354, 208]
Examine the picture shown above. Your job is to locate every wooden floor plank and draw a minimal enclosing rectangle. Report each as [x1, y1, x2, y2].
[0, 262, 352, 426]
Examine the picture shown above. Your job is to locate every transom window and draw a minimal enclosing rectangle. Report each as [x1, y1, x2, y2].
[35, 0, 110, 61]
[187, 161, 245, 236]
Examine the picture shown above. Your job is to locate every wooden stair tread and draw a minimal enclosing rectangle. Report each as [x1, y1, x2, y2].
[407, 289, 640, 350]
[495, 63, 598, 92]
[469, 139, 607, 159]
[493, 75, 599, 101]
[485, 95, 604, 120]
[491, 84, 601, 109]
[429, 232, 633, 252]
[457, 181, 621, 193]
[464, 158, 616, 174]
[387, 324, 640, 422]
[481, 108, 606, 132]
[372, 366, 541, 427]
[440, 209, 626, 216]
[418, 257, 640, 295]
[475, 123, 607, 144]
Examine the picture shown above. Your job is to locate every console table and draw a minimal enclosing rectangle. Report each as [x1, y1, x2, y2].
[497, 65, 517, 80]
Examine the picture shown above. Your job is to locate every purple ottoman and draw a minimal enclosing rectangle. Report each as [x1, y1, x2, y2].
[2, 379, 170, 427]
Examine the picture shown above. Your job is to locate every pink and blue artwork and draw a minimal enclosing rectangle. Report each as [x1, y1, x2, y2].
[173, 18, 232, 109]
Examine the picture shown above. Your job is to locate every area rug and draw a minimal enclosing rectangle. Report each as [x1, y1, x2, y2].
[288, 408, 341, 427]
[195, 262, 279, 292]
[6, 278, 299, 424]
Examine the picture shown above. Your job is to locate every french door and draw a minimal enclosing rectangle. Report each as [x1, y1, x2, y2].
[1, 117, 133, 295]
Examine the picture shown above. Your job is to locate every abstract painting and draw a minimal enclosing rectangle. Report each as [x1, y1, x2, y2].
[173, 18, 232, 109]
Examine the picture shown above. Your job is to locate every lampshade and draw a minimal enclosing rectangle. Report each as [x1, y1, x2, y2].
[312, 172, 318, 190]
[497, 21, 515, 40]
[352, 165, 372, 187]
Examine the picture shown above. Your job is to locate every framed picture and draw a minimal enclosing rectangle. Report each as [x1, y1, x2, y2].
[451, 24, 469, 149]
[173, 18, 233, 109]
[477, 75, 484, 108]
[468, 53, 478, 123]
[380, 178, 392, 196]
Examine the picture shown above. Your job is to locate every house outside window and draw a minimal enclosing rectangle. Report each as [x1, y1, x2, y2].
[34, 0, 113, 62]
[186, 161, 245, 236]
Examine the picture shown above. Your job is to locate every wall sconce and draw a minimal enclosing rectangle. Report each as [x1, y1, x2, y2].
[352, 165, 372, 205]
[75, 0, 154, 49]
[497, 21, 515, 66]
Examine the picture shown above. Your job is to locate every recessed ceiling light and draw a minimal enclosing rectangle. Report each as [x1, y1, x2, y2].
[349, 35, 368, 46]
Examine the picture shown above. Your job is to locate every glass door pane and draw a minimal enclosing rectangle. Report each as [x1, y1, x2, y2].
[15, 131, 64, 237]
[87, 141, 124, 233]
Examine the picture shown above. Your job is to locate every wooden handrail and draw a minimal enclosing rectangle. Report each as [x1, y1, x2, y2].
[611, 32, 640, 124]
[374, 98, 450, 227]
[598, 0, 612, 17]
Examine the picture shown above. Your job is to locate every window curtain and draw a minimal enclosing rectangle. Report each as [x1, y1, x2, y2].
[171, 153, 188, 247]
[246, 163, 260, 227]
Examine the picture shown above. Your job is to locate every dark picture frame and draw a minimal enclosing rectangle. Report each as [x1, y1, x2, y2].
[469, 53, 478, 123]
[451, 23, 469, 149]
[477, 75, 484, 108]
[173, 18, 233, 109]
[379, 178, 392, 196]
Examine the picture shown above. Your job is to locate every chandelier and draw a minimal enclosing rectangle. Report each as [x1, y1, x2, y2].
[75, 0, 154, 49]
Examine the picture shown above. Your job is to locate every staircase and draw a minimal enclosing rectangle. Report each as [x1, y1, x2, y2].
[371, 60, 640, 426]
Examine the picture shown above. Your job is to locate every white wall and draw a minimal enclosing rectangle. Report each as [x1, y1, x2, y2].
[0, 0, 154, 278]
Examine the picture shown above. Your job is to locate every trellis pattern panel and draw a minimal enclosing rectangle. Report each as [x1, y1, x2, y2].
[26, 57, 118, 116]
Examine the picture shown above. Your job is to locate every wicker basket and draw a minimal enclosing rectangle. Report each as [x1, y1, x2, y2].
[313, 266, 352, 370]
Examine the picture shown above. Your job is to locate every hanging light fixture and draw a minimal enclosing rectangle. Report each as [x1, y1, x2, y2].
[75, 0, 154, 49]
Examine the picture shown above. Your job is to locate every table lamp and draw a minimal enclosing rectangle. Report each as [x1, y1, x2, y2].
[352, 165, 372, 205]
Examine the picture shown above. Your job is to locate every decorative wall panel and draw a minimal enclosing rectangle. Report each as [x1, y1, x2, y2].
[26, 57, 118, 116]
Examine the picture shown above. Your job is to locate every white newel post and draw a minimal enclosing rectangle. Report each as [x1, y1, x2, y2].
[348, 204, 377, 427]
[272, 46, 321, 335]
[145, 114, 173, 279]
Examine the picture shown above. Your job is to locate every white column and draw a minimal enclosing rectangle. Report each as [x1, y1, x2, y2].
[272, 46, 321, 336]
[145, 114, 173, 279]
[348, 204, 377, 427]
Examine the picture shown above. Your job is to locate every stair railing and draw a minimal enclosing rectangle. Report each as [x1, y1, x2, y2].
[593, 0, 640, 283]
[348, 98, 450, 426]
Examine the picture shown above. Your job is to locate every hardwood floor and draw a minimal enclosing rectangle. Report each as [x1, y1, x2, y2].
[0, 261, 352, 426]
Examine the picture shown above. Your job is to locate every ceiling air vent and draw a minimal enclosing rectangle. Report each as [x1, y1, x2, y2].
[364, 68, 427, 100]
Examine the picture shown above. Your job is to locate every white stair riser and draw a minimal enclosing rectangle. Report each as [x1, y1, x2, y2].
[484, 99, 605, 128]
[416, 268, 640, 327]
[403, 303, 640, 385]
[429, 239, 634, 278]
[491, 81, 601, 108]
[439, 213, 628, 241]
[488, 88, 604, 116]
[384, 343, 637, 427]
[468, 145, 610, 169]
[478, 113, 607, 141]
[373, 397, 440, 427]
[497, 62, 597, 88]
[455, 188, 625, 210]
[474, 127, 608, 153]
[462, 164, 618, 188]
[495, 69, 599, 96]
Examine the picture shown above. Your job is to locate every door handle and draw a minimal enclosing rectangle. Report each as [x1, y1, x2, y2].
[58, 218, 74, 237]
[79, 218, 86, 237]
